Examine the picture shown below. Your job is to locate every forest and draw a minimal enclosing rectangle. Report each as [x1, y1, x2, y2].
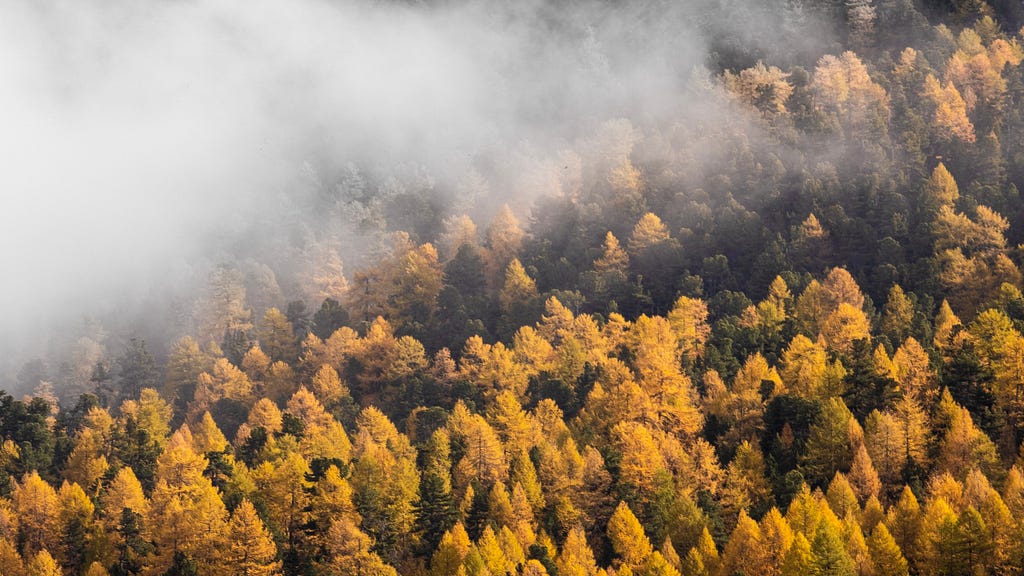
[8, 0, 1024, 575]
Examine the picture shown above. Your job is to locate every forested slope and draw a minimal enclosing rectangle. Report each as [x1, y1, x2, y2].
[8, 1, 1024, 575]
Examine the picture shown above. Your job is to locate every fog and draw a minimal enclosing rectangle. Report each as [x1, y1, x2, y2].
[0, 0, 833, 391]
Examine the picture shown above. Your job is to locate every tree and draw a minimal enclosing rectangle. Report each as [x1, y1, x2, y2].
[781, 532, 814, 576]
[892, 337, 935, 406]
[14, 471, 59, 555]
[120, 388, 172, 449]
[557, 526, 599, 576]
[933, 300, 961, 352]
[498, 259, 541, 338]
[195, 359, 253, 410]
[821, 303, 871, 356]
[952, 506, 992, 576]
[759, 507, 795, 576]
[847, 445, 881, 503]
[257, 308, 299, 364]
[890, 394, 929, 473]
[146, 432, 228, 574]
[164, 337, 212, 415]
[430, 523, 471, 576]
[486, 205, 525, 289]
[801, 398, 856, 486]
[667, 296, 711, 364]
[322, 515, 397, 576]
[781, 335, 830, 401]
[880, 285, 914, 344]
[867, 523, 908, 576]
[116, 339, 158, 403]
[302, 243, 348, 305]
[197, 266, 252, 344]
[937, 404, 1000, 480]
[811, 52, 889, 143]
[918, 497, 958, 575]
[56, 481, 96, 571]
[311, 298, 350, 340]
[350, 407, 419, 561]
[845, 0, 876, 47]
[810, 518, 855, 576]
[25, 550, 61, 576]
[607, 502, 653, 571]
[226, 500, 281, 576]
[724, 61, 795, 116]
[922, 77, 976, 145]
[111, 507, 151, 576]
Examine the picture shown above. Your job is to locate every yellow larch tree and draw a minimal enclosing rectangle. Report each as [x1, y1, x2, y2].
[821, 303, 871, 356]
[350, 406, 419, 559]
[13, 471, 59, 555]
[922, 75, 976, 143]
[780, 334, 829, 400]
[759, 507, 795, 576]
[146, 429, 229, 574]
[25, 549, 61, 576]
[867, 523, 908, 576]
[667, 296, 711, 364]
[486, 205, 525, 289]
[226, 499, 281, 576]
[607, 502, 653, 572]
[719, 510, 763, 576]
[892, 337, 935, 405]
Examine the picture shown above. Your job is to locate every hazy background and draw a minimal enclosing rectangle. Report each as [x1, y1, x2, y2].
[0, 0, 834, 393]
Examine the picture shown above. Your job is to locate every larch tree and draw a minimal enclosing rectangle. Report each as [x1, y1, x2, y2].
[810, 517, 855, 576]
[590, 231, 631, 305]
[225, 499, 281, 576]
[892, 337, 935, 406]
[667, 296, 711, 365]
[146, 430, 229, 574]
[498, 259, 541, 338]
[724, 61, 795, 116]
[933, 300, 962, 352]
[780, 334, 830, 400]
[936, 404, 1000, 480]
[847, 445, 881, 504]
[13, 471, 60, 555]
[780, 532, 814, 576]
[485, 205, 525, 290]
[890, 394, 929, 473]
[196, 266, 252, 346]
[759, 507, 795, 576]
[719, 510, 763, 576]
[25, 549, 62, 576]
[257, 308, 299, 364]
[607, 502, 653, 572]
[821, 303, 871, 356]
[164, 336, 213, 413]
[350, 407, 420, 560]
[867, 523, 908, 576]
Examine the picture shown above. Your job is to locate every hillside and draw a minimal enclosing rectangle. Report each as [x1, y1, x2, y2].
[5, 0, 1024, 575]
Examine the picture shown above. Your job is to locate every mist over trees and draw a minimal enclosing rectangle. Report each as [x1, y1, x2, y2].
[5, 0, 1024, 574]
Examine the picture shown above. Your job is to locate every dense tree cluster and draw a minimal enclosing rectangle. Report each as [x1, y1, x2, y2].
[10, 1, 1024, 575]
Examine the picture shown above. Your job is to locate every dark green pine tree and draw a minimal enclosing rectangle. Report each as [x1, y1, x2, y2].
[110, 416, 160, 491]
[90, 361, 114, 408]
[116, 338, 158, 401]
[59, 516, 89, 574]
[311, 298, 349, 339]
[163, 552, 199, 576]
[112, 508, 153, 576]
[414, 472, 457, 553]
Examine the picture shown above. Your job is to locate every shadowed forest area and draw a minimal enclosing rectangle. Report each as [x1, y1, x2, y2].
[7, 0, 1024, 575]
